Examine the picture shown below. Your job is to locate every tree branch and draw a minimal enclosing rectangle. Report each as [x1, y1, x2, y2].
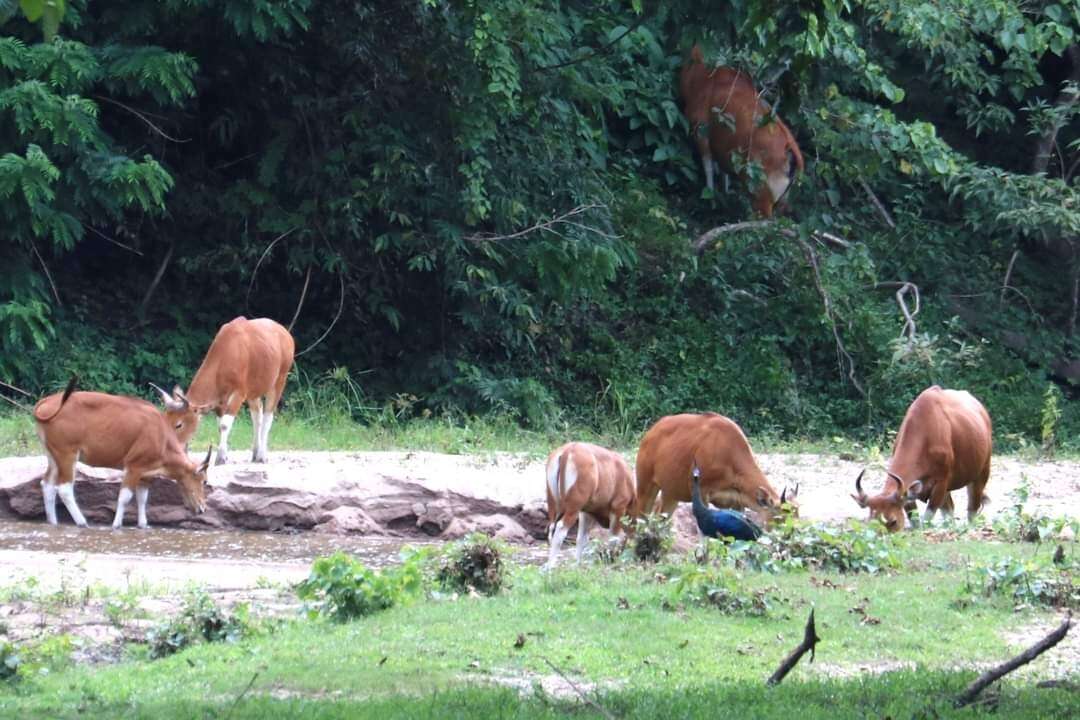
[693, 221, 851, 255]
[245, 228, 299, 312]
[955, 613, 1072, 708]
[287, 265, 313, 334]
[94, 95, 191, 143]
[1032, 46, 1080, 176]
[1001, 249, 1020, 304]
[768, 609, 821, 686]
[895, 282, 920, 342]
[30, 240, 61, 306]
[295, 270, 346, 358]
[465, 204, 609, 244]
[541, 656, 617, 720]
[858, 177, 895, 229]
[137, 241, 173, 321]
[536, 16, 647, 73]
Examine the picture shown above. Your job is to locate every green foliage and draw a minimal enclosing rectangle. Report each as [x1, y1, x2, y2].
[296, 550, 425, 622]
[0, 641, 19, 681]
[670, 563, 785, 616]
[1040, 383, 1063, 458]
[956, 554, 1079, 610]
[146, 591, 251, 660]
[762, 519, 907, 574]
[992, 478, 1080, 542]
[629, 513, 674, 564]
[435, 533, 507, 596]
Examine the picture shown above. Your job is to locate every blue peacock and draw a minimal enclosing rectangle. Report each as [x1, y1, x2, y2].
[690, 462, 763, 541]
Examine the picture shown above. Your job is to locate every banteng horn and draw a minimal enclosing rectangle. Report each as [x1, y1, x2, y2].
[150, 382, 188, 412]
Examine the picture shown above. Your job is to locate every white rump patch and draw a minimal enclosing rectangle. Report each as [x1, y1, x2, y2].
[767, 172, 792, 203]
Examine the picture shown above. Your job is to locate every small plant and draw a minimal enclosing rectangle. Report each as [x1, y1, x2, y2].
[737, 518, 906, 574]
[296, 550, 425, 622]
[671, 564, 784, 616]
[955, 555, 1078, 610]
[436, 534, 507, 596]
[0, 642, 19, 681]
[1040, 383, 1063, 458]
[630, 513, 674, 564]
[146, 591, 251, 659]
[992, 478, 1077, 543]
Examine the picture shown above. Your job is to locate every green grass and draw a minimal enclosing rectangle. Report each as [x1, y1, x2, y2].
[1, 538, 1075, 718]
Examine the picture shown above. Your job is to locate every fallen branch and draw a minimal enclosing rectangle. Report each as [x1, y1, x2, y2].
[541, 656, 617, 720]
[955, 613, 1072, 708]
[767, 609, 821, 686]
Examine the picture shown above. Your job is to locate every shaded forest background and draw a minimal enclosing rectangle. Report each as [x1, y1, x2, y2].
[3, 0, 1080, 447]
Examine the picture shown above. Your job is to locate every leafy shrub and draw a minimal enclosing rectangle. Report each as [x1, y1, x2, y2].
[956, 555, 1078, 610]
[147, 591, 251, 660]
[992, 479, 1079, 543]
[630, 513, 674, 564]
[762, 519, 906, 574]
[296, 550, 424, 622]
[0, 641, 19, 681]
[436, 534, 506, 596]
[670, 564, 785, 616]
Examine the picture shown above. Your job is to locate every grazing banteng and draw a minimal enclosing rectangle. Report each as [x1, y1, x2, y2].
[851, 386, 992, 532]
[156, 317, 294, 465]
[635, 413, 798, 526]
[545, 442, 635, 569]
[680, 44, 804, 217]
[33, 379, 211, 528]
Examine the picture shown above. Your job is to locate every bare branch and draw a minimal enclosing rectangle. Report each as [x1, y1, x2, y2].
[85, 225, 143, 256]
[0, 380, 32, 397]
[137, 241, 174, 321]
[295, 270, 346, 358]
[693, 221, 851, 255]
[896, 282, 920, 342]
[536, 16, 647, 72]
[94, 95, 191, 143]
[955, 613, 1072, 707]
[465, 204, 607, 244]
[0, 393, 32, 413]
[858, 177, 895, 229]
[541, 656, 617, 720]
[245, 228, 299, 312]
[797, 238, 866, 395]
[287, 265, 313, 334]
[1001, 249, 1020, 304]
[768, 609, 821, 686]
[30, 241, 61, 306]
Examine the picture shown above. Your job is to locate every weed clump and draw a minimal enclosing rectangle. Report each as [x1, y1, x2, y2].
[992, 479, 1079, 543]
[671, 564, 785, 616]
[296, 550, 424, 622]
[147, 590, 252, 659]
[631, 513, 673, 564]
[955, 554, 1078, 610]
[1, 641, 19, 681]
[437, 534, 506, 596]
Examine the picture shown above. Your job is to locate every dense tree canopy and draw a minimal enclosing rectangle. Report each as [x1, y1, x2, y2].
[2, 0, 1080, 443]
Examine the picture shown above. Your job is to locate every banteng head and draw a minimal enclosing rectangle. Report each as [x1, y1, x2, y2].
[850, 469, 915, 532]
[764, 482, 801, 525]
[175, 445, 213, 514]
[151, 383, 206, 446]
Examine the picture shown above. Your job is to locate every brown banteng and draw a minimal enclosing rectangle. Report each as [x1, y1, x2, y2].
[634, 413, 797, 525]
[156, 317, 294, 465]
[33, 379, 211, 528]
[680, 45, 804, 218]
[851, 385, 992, 532]
[545, 442, 635, 569]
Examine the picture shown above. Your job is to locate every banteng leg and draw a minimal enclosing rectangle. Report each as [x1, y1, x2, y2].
[248, 396, 265, 463]
[55, 455, 87, 527]
[254, 393, 276, 463]
[574, 513, 593, 564]
[215, 395, 244, 465]
[112, 487, 132, 528]
[923, 481, 951, 527]
[40, 450, 59, 525]
[546, 510, 578, 570]
[136, 485, 150, 529]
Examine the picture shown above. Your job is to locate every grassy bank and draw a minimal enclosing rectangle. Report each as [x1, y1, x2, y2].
[0, 535, 1075, 719]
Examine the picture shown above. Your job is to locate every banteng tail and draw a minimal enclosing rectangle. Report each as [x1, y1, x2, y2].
[33, 374, 78, 423]
[546, 449, 571, 538]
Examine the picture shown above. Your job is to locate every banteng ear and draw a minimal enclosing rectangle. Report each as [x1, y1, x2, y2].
[756, 487, 772, 507]
[905, 479, 924, 498]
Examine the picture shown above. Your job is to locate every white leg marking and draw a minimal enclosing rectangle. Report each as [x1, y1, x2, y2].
[922, 505, 936, 526]
[216, 414, 235, 465]
[136, 486, 150, 529]
[57, 482, 87, 527]
[575, 514, 592, 564]
[545, 519, 571, 570]
[704, 158, 715, 190]
[113, 486, 134, 529]
[255, 407, 274, 463]
[767, 172, 792, 203]
[248, 399, 264, 462]
[42, 480, 58, 525]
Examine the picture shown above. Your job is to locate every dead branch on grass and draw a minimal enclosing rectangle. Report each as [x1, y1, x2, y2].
[541, 656, 618, 720]
[955, 613, 1072, 708]
[767, 609, 821, 686]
